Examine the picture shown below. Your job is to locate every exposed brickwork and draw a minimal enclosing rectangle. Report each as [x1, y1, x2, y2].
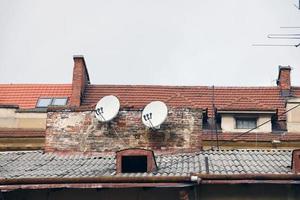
[277, 66, 291, 91]
[45, 108, 202, 152]
[69, 56, 90, 107]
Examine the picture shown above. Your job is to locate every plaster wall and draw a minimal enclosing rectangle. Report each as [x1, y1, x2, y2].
[287, 98, 300, 132]
[221, 114, 272, 133]
[0, 108, 46, 129]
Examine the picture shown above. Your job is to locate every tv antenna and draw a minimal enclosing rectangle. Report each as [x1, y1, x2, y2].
[294, 0, 300, 9]
[95, 95, 120, 122]
[142, 101, 168, 129]
[253, 27, 300, 48]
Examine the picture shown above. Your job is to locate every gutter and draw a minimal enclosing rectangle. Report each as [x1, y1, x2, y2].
[190, 173, 300, 184]
[1, 174, 300, 191]
[190, 173, 300, 180]
[1, 174, 300, 185]
[0, 176, 191, 185]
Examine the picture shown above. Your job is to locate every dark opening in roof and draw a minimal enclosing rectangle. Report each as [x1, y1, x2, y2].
[116, 148, 157, 174]
[121, 155, 147, 173]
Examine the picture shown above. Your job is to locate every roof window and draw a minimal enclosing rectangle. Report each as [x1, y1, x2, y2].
[36, 97, 68, 108]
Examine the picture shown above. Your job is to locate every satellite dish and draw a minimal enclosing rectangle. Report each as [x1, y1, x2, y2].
[142, 101, 168, 129]
[95, 95, 120, 122]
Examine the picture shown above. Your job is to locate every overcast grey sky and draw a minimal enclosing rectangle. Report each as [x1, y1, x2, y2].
[0, 0, 299, 86]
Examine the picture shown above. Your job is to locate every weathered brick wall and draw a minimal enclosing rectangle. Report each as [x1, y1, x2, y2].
[69, 56, 90, 107]
[45, 108, 202, 152]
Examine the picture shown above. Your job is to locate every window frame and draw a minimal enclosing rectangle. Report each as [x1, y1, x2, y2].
[36, 97, 68, 108]
[235, 116, 258, 129]
[36, 98, 53, 108]
[51, 97, 68, 106]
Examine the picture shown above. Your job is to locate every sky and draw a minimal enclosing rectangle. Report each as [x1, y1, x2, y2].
[0, 0, 299, 86]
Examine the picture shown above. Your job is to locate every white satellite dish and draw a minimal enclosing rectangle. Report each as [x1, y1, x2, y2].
[142, 101, 168, 129]
[95, 95, 120, 122]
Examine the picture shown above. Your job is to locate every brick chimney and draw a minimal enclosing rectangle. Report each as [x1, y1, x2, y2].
[277, 66, 291, 90]
[292, 149, 300, 174]
[69, 55, 90, 107]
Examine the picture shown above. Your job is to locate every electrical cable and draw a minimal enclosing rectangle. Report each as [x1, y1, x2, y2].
[211, 103, 300, 149]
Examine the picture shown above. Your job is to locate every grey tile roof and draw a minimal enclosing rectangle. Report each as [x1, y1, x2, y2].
[0, 149, 293, 179]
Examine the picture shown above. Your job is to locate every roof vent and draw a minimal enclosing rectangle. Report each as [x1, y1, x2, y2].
[116, 148, 157, 173]
[291, 149, 300, 174]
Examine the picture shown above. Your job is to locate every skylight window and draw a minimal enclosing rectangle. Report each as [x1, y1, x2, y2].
[36, 97, 68, 108]
[52, 98, 68, 106]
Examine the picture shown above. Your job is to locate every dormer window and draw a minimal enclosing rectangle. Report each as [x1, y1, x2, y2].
[116, 148, 157, 174]
[36, 97, 68, 108]
[217, 97, 276, 133]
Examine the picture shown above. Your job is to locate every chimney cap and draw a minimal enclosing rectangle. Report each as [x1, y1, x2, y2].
[279, 65, 291, 70]
[73, 55, 85, 59]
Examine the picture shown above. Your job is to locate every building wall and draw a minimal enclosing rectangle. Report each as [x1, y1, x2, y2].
[3, 184, 300, 200]
[221, 114, 272, 133]
[3, 188, 187, 200]
[45, 108, 202, 152]
[0, 108, 46, 129]
[287, 98, 300, 133]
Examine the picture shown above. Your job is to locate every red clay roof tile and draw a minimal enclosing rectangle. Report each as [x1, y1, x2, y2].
[0, 84, 72, 109]
[82, 85, 290, 120]
[218, 96, 276, 111]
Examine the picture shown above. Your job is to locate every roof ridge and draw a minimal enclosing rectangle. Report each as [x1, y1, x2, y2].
[87, 84, 279, 89]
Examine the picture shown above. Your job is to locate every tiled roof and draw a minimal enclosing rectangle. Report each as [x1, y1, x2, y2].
[218, 96, 276, 111]
[0, 149, 292, 179]
[82, 85, 289, 120]
[0, 84, 72, 109]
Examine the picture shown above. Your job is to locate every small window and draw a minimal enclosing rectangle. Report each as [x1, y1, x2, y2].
[236, 118, 257, 129]
[36, 98, 53, 108]
[121, 156, 147, 173]
[52, 98, 68, 106]
[36, 97, 68, 108]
